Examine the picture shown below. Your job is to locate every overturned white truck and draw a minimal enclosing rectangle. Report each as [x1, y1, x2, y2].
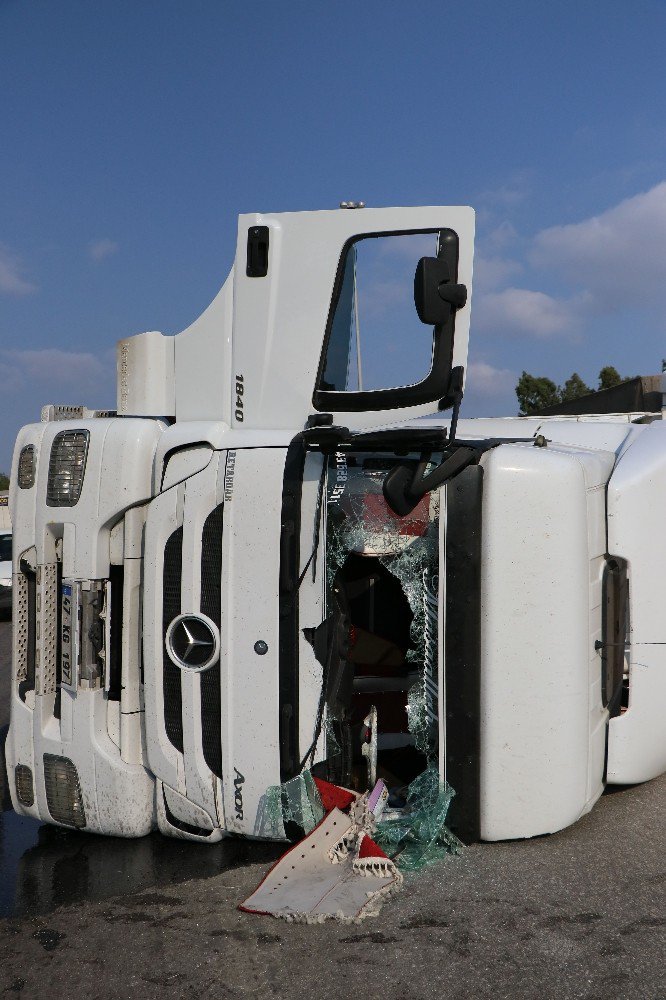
[6, 206, 666, 847]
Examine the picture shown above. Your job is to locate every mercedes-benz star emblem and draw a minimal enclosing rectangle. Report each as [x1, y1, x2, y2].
[166, 613, 220, 672]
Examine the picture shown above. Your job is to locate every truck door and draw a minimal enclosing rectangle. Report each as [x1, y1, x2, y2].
[231, 206, 474, 432]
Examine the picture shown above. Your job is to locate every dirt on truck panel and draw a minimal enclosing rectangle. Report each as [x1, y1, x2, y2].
[0, 619, 281, 919]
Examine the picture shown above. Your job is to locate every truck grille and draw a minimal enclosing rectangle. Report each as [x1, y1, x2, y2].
[200, 504, 223, 778]
[14, 561, 36, 700]
[15, 554, 119, 709]
[36, 564, 58, 697]
[163, 527, 184, 752]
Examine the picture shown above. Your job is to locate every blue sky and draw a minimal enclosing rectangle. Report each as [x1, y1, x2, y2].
[2, 0, 666, 471]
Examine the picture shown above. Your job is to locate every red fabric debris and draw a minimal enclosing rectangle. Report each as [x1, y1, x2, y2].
[358, 835, 389, 860]
[363, 493, 429, 536]
[312, 777, 357, 813]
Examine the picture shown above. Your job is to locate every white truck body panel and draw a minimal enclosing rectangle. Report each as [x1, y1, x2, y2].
[228, 206, 475, 431]
[143, 446, 318, 841]
[120, 206, 475, 431]
[478, 442, 614, 839]
[117, 330, 175, 418]
[5, 418, 166, 836]
[606, 421, 666, 783]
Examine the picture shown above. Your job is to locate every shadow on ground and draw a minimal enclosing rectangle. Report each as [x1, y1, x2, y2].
[0, 725, 282, 920]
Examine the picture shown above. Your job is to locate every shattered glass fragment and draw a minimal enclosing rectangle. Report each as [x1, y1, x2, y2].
[375, 765, 463, 871]
[260, 771, 325, 840]
[325, 712, 341, 754]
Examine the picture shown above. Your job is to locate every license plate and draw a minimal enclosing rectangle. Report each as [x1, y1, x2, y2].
[61, 581, 80, 689]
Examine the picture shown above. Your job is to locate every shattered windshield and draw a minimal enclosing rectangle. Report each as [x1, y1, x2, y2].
[262, 446, 460, 871]
[325, 451, 441, 757]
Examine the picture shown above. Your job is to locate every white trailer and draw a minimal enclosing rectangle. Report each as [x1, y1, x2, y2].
[5, 206, 665, 845]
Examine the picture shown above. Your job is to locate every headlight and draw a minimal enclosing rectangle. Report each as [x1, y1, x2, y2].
[18, 444, 35, 488]
[47, 430, 89, 507]
[15, 765, 34, 807]
[43, 754, 86, 828]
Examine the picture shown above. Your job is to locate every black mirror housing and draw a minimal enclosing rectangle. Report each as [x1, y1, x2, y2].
[414, 257, 450, 324]
[414, 256, 467, 325]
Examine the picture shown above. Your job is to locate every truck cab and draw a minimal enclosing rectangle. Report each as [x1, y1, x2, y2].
[6, 206, 666, 846]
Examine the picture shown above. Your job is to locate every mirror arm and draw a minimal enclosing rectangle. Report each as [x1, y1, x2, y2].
[438, 365, 465, 441]
[416, 446, 476, 496]
[383, 444, 477, 516]
[382, 366, 468, 516]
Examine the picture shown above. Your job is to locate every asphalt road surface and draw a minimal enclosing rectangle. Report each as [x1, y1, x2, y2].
[0, 619, 664, 1000]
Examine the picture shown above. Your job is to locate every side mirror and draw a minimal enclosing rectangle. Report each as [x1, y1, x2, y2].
[414, 256, 467, 325]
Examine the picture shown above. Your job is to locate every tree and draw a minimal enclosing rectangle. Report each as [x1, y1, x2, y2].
[0, 473, 8, 490]
[516, 366, 631, 415]
[560, 372, 591, 401]
[598, 366, 622, 391]
[516, 372, 561, 415]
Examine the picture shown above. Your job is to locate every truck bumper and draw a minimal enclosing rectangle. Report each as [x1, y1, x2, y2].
[6, 688, 155, 837]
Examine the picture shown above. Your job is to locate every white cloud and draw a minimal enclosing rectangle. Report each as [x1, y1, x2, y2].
[477, 184, 526, 208]
[88, 238, 119, 262]
[467, 359, 515, 395]
[453, 358, 518, 418]
[482, 221, 519, 251]
[0, 243, 37, 295]
[477, 171, 532, 211]
[531, 181, 666, 308]
[468, 181, 666, 346]
[474, 287, 586, 339]
[0, 349, 115, 471]
[473, 255, 523, 293]
[0, 349, 106, 392]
